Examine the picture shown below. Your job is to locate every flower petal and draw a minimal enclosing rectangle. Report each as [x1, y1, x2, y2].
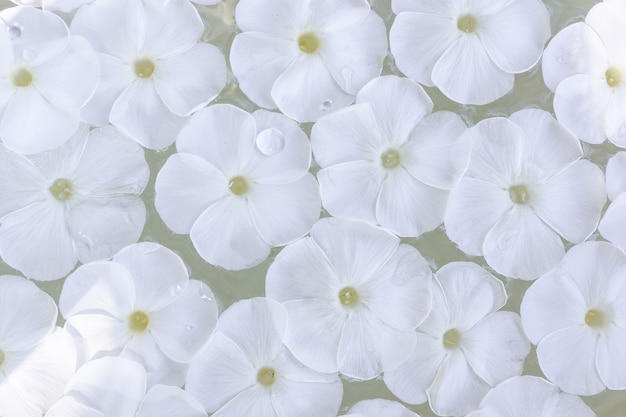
[45, 397, 105, 417]
[213, 385, 277, 417]
[234, 0, 306, 35]
[142, 0, 203, 58]
[349, 399, 419, 417]
[605, 83, 626, 147]
[122, 334, 188, 387]
[272, 346, 338, 383]
[599, 193, 626, 251]
[585, 2, 626, 61]
[606, 152, 626, 201]
[271, 378, 343, 417]
[136, 385, 206, 417]
[0, 145, 45, 218]
[63, 313, 129, 359]
[473, 376, 558, 417]
[597, 324, 626, 390]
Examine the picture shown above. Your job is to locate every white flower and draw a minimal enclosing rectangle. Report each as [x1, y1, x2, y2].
[265, 217, 432, 380]
[0, 6, 98, 154]
[599, 152, 626, 249]
[542, 1, 626, 146]
[521, 241, 626, 395]
[45, 357, 206, 417]
[59, 242, 218, 387]
[444, 109, 606, 280]
[155, 104, 321, 271]
[0, 124, 149, 281]
[311, 75, 470, 238]
[71, 0, 227, 149]
[390, 0, 550, 104]
[384, 262, 529, 416]
[0, 275, 76, 417]
[465, 376, 596, 417]
[185, 297, 343, 417]
[230, 0, 387, 122]
[346, 399, 420, 417]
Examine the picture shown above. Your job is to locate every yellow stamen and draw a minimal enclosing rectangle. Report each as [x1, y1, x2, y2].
[12, 67, 32, 87]
[49, 178, 74, 202]
[298, 32, 321, 54]
[128, 311, 150, 333]
[257, 367, 276, 386]
[585, 309, 606, 328]
[134, 59, 155, 78]
[606, 67, 622, 87]
[338, 287, 359, 307]
[443, 328, 462, 349]
[228, 176, 249, 196]
[509, 184, 529, 205]
[457, 14, 477, 33]
[381, 149, 401, 169]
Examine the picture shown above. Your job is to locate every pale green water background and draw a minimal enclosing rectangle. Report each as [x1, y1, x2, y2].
[1, 0, 624, 415]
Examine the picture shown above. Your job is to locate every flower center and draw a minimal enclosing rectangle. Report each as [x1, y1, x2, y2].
[49, 178, 74, 202]
[134, 59, 155, 78]
[606, 67, 622, 87]
[12, 67, 33, 87]
[585, 309, 606, 328]
[228, 176, 249, 196]
[128, 311, 150, 333]
[443, 328, 462, 349]
[257, 367, 276, 386]
[338, 286, 359, 307]
[381, 149, 401, 169]
[457, 14, 477, 33]
[509, 184, 529, 205]
[298, 32, 321, 54]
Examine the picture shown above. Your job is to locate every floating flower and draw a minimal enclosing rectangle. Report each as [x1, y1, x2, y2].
[59, 242, 218, 387]
[11, 0, 223, 12]
[542, 1, 626, 146]
[0, 124, 149, 281]
[384, 262, 529, 416]
[265, 217, 432, 380]
[0, 275, 76, 417]
[186, 297, 343, 417]
[465, 376, 596, 417]
[0, 6, 98, 154]
[390, 0, 550, 104]
[599, 152, 626, 249]
[444, 109, 606, 279]
[311, 75, 470, 238]
[45, 357, 206, 417]
[155, 104, 321, 271]
[230, 0, 387, 122]
[71, 0, 227, 149]
[521, 241, 626, 395]
[346, 399, 420, 417]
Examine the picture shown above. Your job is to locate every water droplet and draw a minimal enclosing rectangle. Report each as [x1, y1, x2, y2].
[185, 324, 194, 331]
[255, 128, 285, 156]
[198, 282, 213, 302]
[77, 231, 94, 246]
[7, 24, 21, 39]
[22, 48, 35, 61]
[319, 99, 333, 112]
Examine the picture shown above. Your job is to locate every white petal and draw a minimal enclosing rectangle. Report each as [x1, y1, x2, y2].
[64, 313, 129, 359]
[377, 168, 450, 236]
[596, 325, 626, 390]
[272, 346, 339, 383]
[142, 0, 203, 58]
[155, 153, 229, 234]
[432, 35, 514, 105]
[185, 332, 255, 412]
[349, 399, 418, 417]
[0, 146, 45, 218]
[553, 74, 611, 144]
[390, 11, 459, 87]
[606, 152, 626, 201]
[271, 379, 343, 417]
[532, 160, 606, 243]
[542, 22, 608, 92]
[383, 332, 445, 405]
[401, 111, 470, 190]
[271, 54, 354, 123]
[319, 11, 387, 95]
[247, 175, 321, 246]
[474, 376, 558, 417]
[309, 0, 369, 31]
[230, 32, 297, 109]
[113, 242, 189, 312]
[483, 206, 564, 280]
[45, 397, 105, 417]
[136, 385, 206, 417]
[122, 334, 188, 387]
[153, 43, 226, 116]
[150, 280, 218, 363]
[536, 326, 604, 395]
[548, 388, 598, 417]
[190, 197, 270, 270]
[599, 193, 626, 251]
[213, 385, 277, 417]
[585, 2, 626, 61]
[234, 0, 306, 35]
[606, 0, 626, 20]
[110, 80, 187, 150]
[605, 84, 626, 147]
[0, 202, 76, 281]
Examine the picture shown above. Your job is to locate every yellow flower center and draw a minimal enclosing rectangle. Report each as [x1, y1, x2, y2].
[12, 67, 33, 87]
[134, 59, 155, 78]
[509, 184, 529, 205]
[228, 176, 249, 196]
[298, 32, 321, 54]
[49, 178, 74, 202]
[585, 309, 606, 328]
[257, 367, 276, 386]
[457, 14, 477, 33]
[443, 328, 462, 349]
[606, 67, 622, 87]
[338, 286, 359, 307]
[128, 311, 150, 333]
[381, 149, 401, 169]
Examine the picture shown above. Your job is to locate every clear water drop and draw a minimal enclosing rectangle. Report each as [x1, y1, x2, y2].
[22, 48, 35, 61]
[255, 128, 285, 156]
[7, 24, 21, 40]
[198, 282, 213, 302]
[320, 100, 333, 112]
[185, 324, 194, 331]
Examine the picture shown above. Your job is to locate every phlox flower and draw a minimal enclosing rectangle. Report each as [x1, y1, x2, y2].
[465, 376, 596, 417]
[0, 124, 149, 281]
[0, 275, 76, 417]
[384, 262, 529, 416]
[599, 152, 626, 249]
[521, 241, 626, 395]
[45, 357, 206, 417]
[444, 109, 606, 280]
[265, 217, 433, 380]
[155, 104, 321, 271]
[230, 0, 387, 122]
[59, 242, 218, 387]
[9, 0, 222, 12]
[311, 75, 470, 238]
[71, 0, 227, 149]
[345, 399, 420, 417]
[390, 0, 550, 105]
[542, 0, 626, 146]
[0, 5, 98, 154]
[185, 297, 343, 417]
